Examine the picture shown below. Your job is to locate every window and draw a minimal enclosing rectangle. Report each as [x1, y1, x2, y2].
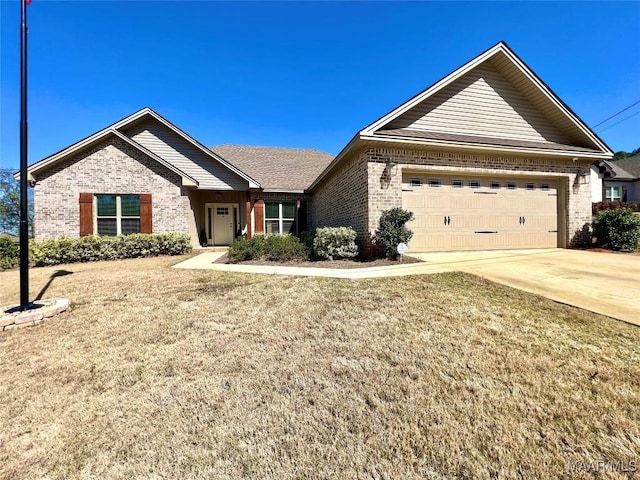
[451, 180, 463, 188]
[605, 186, 622, 201]
[428, 179, 441, 187]
[410, 178, 422, 188]
[490, 181, 501, 189]
[506, 182, 517, 190]
[469, 180, 481, 189]
[216, 207, 229, 215]
[540, 183, 550, 191]
[96, 194, 140, 236]
[265, 202, 297, 235]
[526, 183, 535, 191]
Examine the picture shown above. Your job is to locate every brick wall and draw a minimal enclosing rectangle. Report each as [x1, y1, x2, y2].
[33, 137, 190, 239]
[310, 150, 370, 251]
[310, 146, 594, 254]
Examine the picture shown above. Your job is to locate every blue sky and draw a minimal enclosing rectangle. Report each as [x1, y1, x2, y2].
[1, 1, 639, 170]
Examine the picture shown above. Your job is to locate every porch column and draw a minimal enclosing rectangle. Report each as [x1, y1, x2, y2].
[245, 191, 252, 239]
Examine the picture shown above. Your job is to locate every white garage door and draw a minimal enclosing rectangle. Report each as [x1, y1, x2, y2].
[402, 173, 559, 252]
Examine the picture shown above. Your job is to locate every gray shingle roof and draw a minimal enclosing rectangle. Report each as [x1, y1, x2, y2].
[210, 145, 335, 191]
[605, 154, 640, 180]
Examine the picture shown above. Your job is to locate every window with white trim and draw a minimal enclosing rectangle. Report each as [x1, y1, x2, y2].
[428, 179, 441, 187]
[605, 186, 622, 201]
[451, 180, 463, 188]
[265, 202, 297, 235]
[410, 178, 422, 188]
[490, 181, 501, 189]
[469, 180, 481, 189]
[96, 194, 140, 236]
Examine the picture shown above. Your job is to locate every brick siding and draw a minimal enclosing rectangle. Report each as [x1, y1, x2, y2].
[310, 150, 370, 250]
[311, 146, 594, 254]
[33, 137, 189, 239]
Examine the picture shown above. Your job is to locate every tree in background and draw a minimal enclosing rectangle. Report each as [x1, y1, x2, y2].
[612, 146, 640, 160]
[0, 168, 34, 236]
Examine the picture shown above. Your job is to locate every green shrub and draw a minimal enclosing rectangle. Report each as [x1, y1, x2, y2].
[264, 235, 307, 262]
[228, 235, 266, 263]
[29, 233, 191, 266]
[313, 227, 358, 260]
[0, 237, 19, 270]
[295, 230, 316, 257]
[372, 208, 414, 259]
[592, 208, 640, 251]
[228, 234, 307, 263]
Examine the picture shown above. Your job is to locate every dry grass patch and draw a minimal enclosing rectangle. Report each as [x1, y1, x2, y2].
[0, 256, 638, 479]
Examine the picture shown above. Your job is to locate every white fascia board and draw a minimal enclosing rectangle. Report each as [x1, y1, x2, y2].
[110, 129, 199, 187]
[261, 189, 305, 194]
[361, 134, 611, 160]
[360, 43, 506, 136]
[143, 109, 261, 189]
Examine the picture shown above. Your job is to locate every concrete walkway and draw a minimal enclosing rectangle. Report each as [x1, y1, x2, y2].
[173, 249, 639, 326]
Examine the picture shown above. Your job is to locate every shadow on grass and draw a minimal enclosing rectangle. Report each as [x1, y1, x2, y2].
[34, 269, 73, 301]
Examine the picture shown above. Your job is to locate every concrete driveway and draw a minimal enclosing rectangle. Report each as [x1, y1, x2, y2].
[408, 249, 640, 326]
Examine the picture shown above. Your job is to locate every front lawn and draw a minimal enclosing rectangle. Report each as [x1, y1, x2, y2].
[1, 257, 638, 479]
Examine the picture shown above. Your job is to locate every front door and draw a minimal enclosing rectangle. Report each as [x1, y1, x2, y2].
[205, 203, 236, 245]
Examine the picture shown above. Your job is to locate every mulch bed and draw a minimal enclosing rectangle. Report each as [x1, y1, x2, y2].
[213, 254, 423, 269]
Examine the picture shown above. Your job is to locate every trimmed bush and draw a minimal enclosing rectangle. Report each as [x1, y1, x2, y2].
[29, 233, 191, 267]
[228, 235, 266, 262]
[313, 227, 358, 260]
[264, 235, 307, 262]
[228, 234, 307, 263]
[592, 208, 640, 251]
[0, 236, 19, 270]
[592, 201, 640, 215]
[372, 208, 414, 259]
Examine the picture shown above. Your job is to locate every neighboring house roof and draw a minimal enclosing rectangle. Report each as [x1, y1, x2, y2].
[22, 108, 260, 189]
[602, 154, 640, 181]
[310, 41, 613, 191]
[211, 144, 334, 191]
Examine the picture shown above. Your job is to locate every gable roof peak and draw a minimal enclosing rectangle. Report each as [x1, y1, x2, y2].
[359, 42, 612, 157]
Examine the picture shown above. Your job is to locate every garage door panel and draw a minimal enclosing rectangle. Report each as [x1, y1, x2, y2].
[402, 173, 559, 252]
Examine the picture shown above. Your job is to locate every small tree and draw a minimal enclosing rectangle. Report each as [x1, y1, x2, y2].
[372, 207, 414, 259]
[592, 208, 640, 251]
[0, 168, 34, 236]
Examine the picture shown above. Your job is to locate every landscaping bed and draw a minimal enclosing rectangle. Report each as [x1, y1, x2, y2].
[215, 252, 423, 269]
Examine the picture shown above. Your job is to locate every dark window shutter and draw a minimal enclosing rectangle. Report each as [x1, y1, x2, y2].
[254, 200, 264, 234]
[622, 185, 628, 202]
[79, 193, 93, 236]
[297, 200, 307, 232]
[245, 193, 252, 239]
[140, 194, 152, 234]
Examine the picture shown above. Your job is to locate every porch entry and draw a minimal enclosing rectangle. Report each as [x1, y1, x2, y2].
[205, 203, 238, 246]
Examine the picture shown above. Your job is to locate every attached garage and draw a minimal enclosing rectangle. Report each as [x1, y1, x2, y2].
[402, 172, 562, 252]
